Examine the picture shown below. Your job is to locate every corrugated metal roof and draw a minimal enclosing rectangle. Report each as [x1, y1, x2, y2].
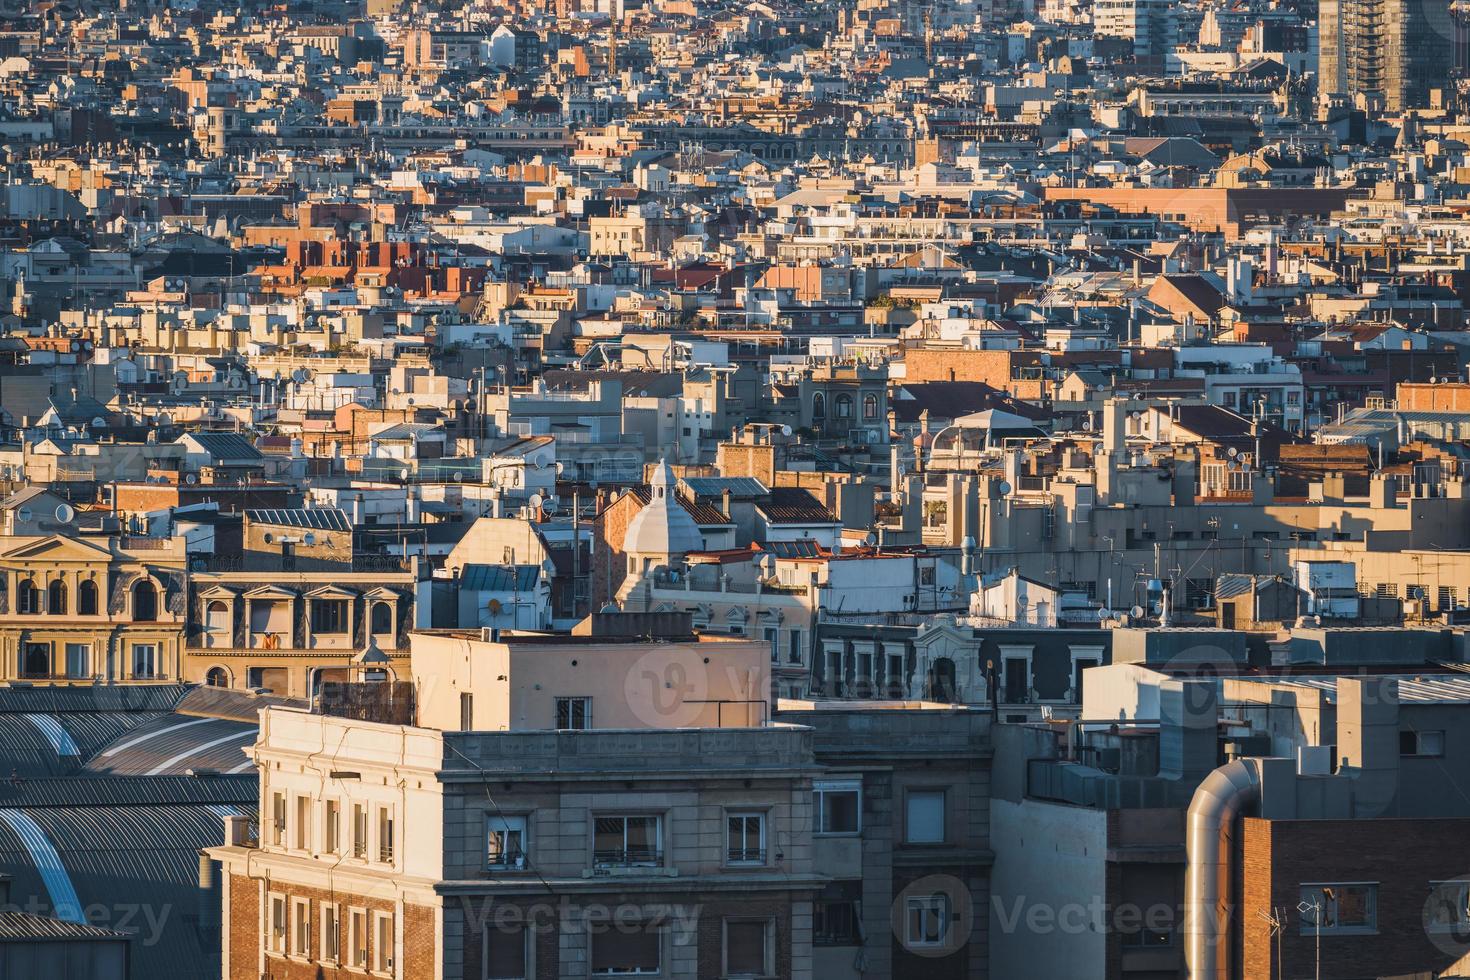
[244, 507, 352, 531]
[0, 810, 83, 923]
[23, 715, 78, 758]
[174, 685, 306, 723]
[1231, 673, 1470, 704]
[0, 776, 254, 810]
[85, 717, 254, 776]
[460, 564, 542, 594]
[0, 803, 257, 978]
[0, 686, 188, 715]
[0, 909, 127, 941]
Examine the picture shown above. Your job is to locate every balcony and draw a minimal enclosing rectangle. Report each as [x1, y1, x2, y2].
[592, 847, 662, 869]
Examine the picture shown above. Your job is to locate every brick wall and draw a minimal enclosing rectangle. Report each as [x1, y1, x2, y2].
[1240, 816, 1470, 979]
[227, 874, 436, 980]
[591, 491, 638, 609]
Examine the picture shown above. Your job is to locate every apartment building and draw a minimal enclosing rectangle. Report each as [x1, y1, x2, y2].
[181, 508, 424, 697]
[0, 529, 187, 683]
[207, 624, 820, 980]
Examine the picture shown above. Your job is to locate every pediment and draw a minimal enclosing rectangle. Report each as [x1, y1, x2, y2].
[0, 534, 115, 563]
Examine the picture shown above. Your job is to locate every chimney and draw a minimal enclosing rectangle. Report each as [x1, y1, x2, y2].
[1159, 679, 1217, 782]
[1337, 676, 1400, 817]
[721, 488, 732, 519]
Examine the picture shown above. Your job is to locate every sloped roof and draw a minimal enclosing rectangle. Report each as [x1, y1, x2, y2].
[460, 564, 542, 593]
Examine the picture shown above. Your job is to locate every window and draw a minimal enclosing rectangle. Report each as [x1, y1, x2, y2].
[292, 897, 311, 956]
[271, 792, 287, 846]
[372, 910, 394, 972]
[461, 692, 474, 731]
[483, 923, 528, 979]
[814, 882, 860, 946]
[131, 644, 157, 679]
[593, 815, 661, 867]
[727, 812, 765, 865]
[1401, 730, 1445, 757]
[46, 579, 66, 615]
[349, 908, 368, 968]
[268, 893, 287, 953]
[325, 800, 340, 853]
[371, 601, 394, 634]
[311, 598, 349, 634]
[724, 920, 772, 977]
[19, 642, 50, 679]
[591, 923, 661, 976]
[294, 795, 310, 850]
[835, 393, 853, 419]
[906, 894, 949, 947]
[1299, 883, 1377, 934]
[905, 790, 946, 844]
[487, 815, 528, 870]
[17, 579, 38, 615]
[64, 643, 89, 679]
[132, 580, 157, 621]
[322, 903, 341, 963]
[378, 805, 395, 863]
[787, 629, 802, 664]
[814, 780, 861, 835]
[811, 392, 825, 419]
[556, 696, 591, 730]
[1428, 880, 1470, 933]
[352, 803, 368, 858]
[764, 626, 779, 663]
[862, 392, 879, 420]
[77, 579, 97, 615]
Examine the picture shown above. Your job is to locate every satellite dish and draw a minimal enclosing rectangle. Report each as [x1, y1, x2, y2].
[780, 424, 792, 436]
[998, 481, 1013, 495]
[1130, 605, 1145, 619]
[528, 493, 544, 512]
[91, 416, 107, 429]
[1411, 586, 1426, 600]
[184, 472, 198, 485]
[16, 506, 31, 523]
[488, 598, 503, 614]
[304, 533, 316, 546]
[453, 472, 463, 482]
[1098, 608, 1113, 621]
[54, 504, 74, 524]
[291, 368, 310, 384]
[864, 531, 877, 547]
[1228, 447, 1239, 458]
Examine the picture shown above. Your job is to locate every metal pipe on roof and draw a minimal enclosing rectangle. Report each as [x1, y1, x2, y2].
[1183, 758, 1261, 980]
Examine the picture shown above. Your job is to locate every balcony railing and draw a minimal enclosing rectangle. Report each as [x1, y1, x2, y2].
[592, 847, 662, 868]
[727, 848, 766, 865]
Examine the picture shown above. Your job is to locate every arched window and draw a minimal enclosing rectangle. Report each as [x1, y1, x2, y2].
[862, 392, 879, 421]
[47, 579, 66, 616]
[78, 579, 97, 616]
[371, 601, 393, 635]
[205, 666, 229, 687]
[132, 580, 158, 622]
[811, 393, 826, 419]
[835, 394, 854, 419]
[17, 579, 39, 615]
